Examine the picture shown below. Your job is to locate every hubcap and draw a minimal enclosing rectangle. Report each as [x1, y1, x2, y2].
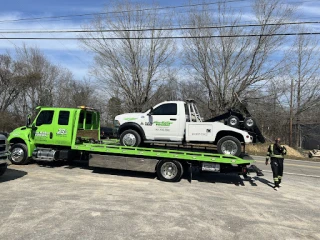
[160, 162, 178, 180]
[11, 147, 25, 162]
[122, 133, 136, 146]
[221, 140, 238, 155]
[229, 118, 237, 125]
[246, 119, 254, 127]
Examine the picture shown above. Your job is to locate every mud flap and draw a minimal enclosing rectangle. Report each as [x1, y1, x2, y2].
[188, 162, 192, 183]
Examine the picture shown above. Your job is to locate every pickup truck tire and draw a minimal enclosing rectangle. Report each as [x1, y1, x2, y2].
[0, 164, 7, 176]
[156, 160, 183, 182]
[227, 116, 240, 128]
[217, 136, 241, 156]
[9, 143, 30, 165]
[120, 130, 141, 147]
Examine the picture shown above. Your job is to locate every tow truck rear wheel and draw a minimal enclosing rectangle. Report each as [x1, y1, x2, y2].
[120, 130, 141, 147]
[217, 136, 241, 156]
[156, 160, 183, 182]
[9, 143, 30, 165]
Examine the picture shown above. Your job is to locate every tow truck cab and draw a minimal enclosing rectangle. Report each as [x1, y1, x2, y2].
[8, 106, 100, 165]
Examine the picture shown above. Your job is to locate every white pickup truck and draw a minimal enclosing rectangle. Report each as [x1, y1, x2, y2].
[114, 100, 253, 156]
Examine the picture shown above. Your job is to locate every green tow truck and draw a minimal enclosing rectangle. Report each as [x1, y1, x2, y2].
[7, 106, 261, 182]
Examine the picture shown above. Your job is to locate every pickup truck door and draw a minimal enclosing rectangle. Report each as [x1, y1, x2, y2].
[146, 103, 182, 141]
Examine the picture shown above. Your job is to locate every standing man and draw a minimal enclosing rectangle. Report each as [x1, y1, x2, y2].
[266, 138, 287, 190]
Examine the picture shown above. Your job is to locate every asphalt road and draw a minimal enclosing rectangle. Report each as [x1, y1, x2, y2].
[251, 156, 320, 178]
[0, 158, 320, 240]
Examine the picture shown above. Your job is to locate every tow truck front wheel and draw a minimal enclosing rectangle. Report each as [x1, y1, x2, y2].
[217, 136, 241, 156]
[120, 130, 141, 147]
[9, 143, 30, 165]
[156, 160, 183, 182]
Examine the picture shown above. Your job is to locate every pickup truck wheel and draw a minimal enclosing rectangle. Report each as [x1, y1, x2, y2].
[120, 130, 141, 147]
[217, 136, 241, 156]
[0, 164, 7, 176]
[227, 116, 240, 128]
[9, 143, 30, 165]
[156, 160, 183, 182]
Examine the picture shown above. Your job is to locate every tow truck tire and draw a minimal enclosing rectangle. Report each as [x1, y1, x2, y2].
[0, 164, 7, 176]
[217, 136, 242, 156]
[120, 130, 141, 147]
[227, 116, 240, 128]
[156, 160, 183, 182]
[244, 117, 255, 129]
[9, 143, 30, 165]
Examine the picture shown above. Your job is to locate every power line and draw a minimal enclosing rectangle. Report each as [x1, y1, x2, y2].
[1, 32, 320, 40]
[0, 0, 246, 24]
[0, 21, 319, 34]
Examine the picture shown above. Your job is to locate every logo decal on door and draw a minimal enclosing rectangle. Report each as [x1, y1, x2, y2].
[57, 129, 67, 135]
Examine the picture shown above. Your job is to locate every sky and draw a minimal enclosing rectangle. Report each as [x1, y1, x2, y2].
[1, 0, 320, 81]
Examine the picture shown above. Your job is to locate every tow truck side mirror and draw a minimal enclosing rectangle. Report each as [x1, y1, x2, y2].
[26, 114, 31, 127]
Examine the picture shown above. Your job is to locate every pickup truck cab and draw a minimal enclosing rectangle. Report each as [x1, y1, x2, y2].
[115, 100, 253, 156]
[0, 134, 10, 176]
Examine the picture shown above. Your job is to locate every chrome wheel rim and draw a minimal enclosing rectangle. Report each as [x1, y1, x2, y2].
[229, 118, 238, 125]
[221, 140, 238, 155]
[160, 162, 178, 180]
[11, 147, 25, 163]
[246, 119, 254, 127]
[122, 133, 136, 146]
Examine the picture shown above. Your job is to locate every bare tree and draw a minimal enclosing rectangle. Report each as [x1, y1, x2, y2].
[183, 0, 294, 115]
[284, 29, 320, 147]
[80, 1, 175, 112]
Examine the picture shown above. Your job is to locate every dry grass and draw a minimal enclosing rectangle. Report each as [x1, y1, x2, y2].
[246, 143, 305, 159]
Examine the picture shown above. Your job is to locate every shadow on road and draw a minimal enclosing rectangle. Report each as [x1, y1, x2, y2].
[253, 176, 274, 188]
[192, 171, 258, 186]
[0, 168, 28, 183]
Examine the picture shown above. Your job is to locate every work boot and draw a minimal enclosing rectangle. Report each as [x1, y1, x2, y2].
[278, 178, 282, 187]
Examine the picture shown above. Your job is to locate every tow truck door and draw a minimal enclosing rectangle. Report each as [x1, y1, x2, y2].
[146, 103, 183, 141]
[52, 110, 74, 146]
[33, 110, 56, 145]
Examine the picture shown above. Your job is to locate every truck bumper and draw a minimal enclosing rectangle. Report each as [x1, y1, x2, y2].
[0, 152, 10, 165]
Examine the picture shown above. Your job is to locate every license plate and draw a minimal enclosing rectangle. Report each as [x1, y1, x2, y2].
[202, 162, 220, 172]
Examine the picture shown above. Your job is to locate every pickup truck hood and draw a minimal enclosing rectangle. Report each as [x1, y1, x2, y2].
[116, 113, 144, 121]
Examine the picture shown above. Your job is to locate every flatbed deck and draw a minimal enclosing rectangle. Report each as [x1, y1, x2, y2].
[72, 140, 253, 165]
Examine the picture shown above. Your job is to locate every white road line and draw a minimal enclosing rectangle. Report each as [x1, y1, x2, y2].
[262, 170, 320, 178]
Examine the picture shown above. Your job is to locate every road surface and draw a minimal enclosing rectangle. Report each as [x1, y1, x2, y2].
[251, 155, 320, 178]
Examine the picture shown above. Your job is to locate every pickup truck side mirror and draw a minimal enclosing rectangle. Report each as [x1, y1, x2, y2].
[147, 107, 153, 116]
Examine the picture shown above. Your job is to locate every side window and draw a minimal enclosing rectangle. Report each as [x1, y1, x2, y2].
[58, 111, 70, 125]
[36, 111, 54, 126]
[86, 112, 92, 124]
[152, 103, 177, 115]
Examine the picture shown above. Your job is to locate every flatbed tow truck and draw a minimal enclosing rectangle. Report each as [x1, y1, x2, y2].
[7, 106, 262, 182]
